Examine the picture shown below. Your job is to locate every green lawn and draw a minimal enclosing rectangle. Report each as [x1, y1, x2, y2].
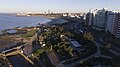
[33, 48, 44, 57]
[20, 30, 38, 38]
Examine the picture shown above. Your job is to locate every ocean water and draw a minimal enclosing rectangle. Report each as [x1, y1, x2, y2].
[0, 13, 51, 33]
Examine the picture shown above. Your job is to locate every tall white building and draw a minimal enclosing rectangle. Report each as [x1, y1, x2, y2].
[113, 13, 120, 37]
[105, 11, 120, 38]
[105, 11, 117, 34]
[92, 8, 108, 31]
[86, 8, 120, 38]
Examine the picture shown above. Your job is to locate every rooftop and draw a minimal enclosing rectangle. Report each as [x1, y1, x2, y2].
[70, 40, 81, 48]
[6, 30, 17, 34]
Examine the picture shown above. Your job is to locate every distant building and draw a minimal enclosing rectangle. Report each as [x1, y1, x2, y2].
[105, 11, 117, 34]
[87, 8, 120, 38]
[105, 11, 120, 38]
[92, 8, 108, 31]
[85, 10, 94, 26]
[113, 13, 120, 37]
[62, 13, 69, 17]
[48, 18, 67, 25]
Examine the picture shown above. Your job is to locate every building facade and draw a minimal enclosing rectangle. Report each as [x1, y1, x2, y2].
[113, 13, 120, 37]
[85, 10, 94, 26]
[105, 11, 117, 34]
[92, 8, 108, 31]
[85, 8, 120, 38]
[105, 11, 120, 38]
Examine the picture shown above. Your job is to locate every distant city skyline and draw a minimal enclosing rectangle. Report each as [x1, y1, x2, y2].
[0, 0, 120, 13]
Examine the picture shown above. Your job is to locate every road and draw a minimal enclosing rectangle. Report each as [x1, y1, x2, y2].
[93, 41, 101, 57]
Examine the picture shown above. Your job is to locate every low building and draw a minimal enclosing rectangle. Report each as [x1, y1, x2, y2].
[69, 39, 81, 50]
[70, 40, 81, 48]
[6, 29, 17, 34]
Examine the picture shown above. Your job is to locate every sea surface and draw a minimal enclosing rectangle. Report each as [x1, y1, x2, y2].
[0, 13, 51, 34]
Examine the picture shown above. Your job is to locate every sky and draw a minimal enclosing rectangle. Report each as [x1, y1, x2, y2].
[0, 0, 119, 13]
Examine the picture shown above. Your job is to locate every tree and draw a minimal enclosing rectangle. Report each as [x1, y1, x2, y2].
[44, 44, 52, 51]
[33, 48, 44, 57]
[84, 32, 94, 41]
[66, 46, 74, 56]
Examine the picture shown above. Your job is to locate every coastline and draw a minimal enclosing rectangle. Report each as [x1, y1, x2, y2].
[0, 14, 52, 34]
[36, 15, 59, 19]
[0, 13, 67, 36]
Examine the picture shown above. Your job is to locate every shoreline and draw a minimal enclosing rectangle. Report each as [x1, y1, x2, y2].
[0, 15, 66, 35]
[36, 15, 59, 19]
[0, 14, 52, 33]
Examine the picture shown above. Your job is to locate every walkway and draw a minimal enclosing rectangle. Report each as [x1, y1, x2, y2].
[109, 49, 120, 56]
[93, 41, 101, 57]
[19, 51, 34, 65]
[5, 50, 19, 56]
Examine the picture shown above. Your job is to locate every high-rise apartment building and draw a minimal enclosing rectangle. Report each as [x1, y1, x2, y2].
[113, 13, 120, 37]
[105, 11, 120, 38]
[105, 11, 117, 34]
[85, 8, 120, 38]
[85, 10, 93, 26]
[92, 8, 108, 31]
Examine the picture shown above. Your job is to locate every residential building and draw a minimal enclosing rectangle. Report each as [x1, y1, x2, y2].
[105, 11, 117, 34]
[92, 8, 108, 31]
[105, 11, 120, 38]
[85, 10, 94, 26]
[113, 13, 120, 37]
[86, 8, 120, 38]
